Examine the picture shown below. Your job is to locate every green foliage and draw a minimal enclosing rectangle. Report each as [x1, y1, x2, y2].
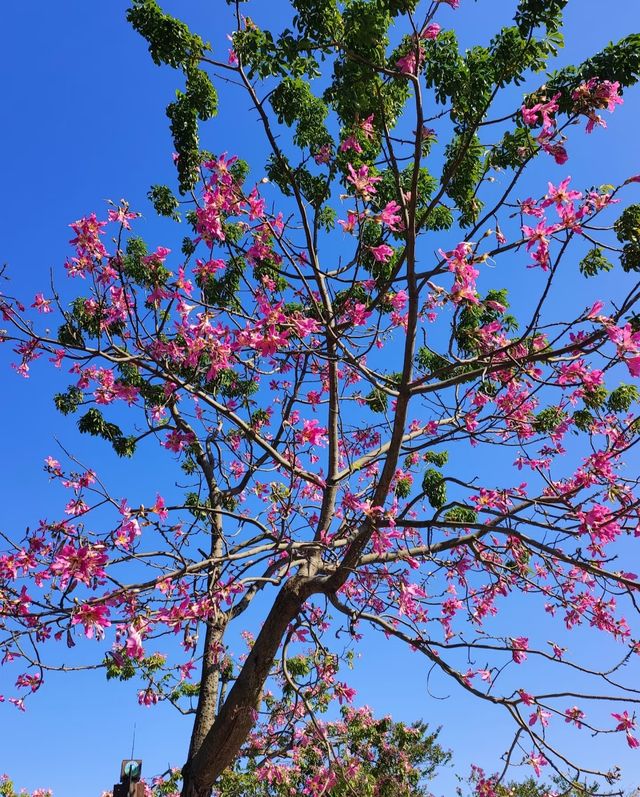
[292, 0, 343, 43]
[444, 506, 477, 524]
[366, 386, 389, 414]
[208, 368, 259, 401]
[583, 385, 608, 410]
[422, 468, 447, 509]
[128, 0, 217, 192]
[608, 383, 638, 413]
[123, 236, 171, 288]
[489, 127, 536, 169]
[615, 203, 640, 272]
[148, 184, 181, 220]
[185, 491, 211, 520]
[325, 0, 392, 129]
[0, 775, 53, 797]
[416, 347, 450, 374]
[215, 709, 451, 797]
[105, 651, 167, 686]
[166, 74, 214, 193]
[424, 450, 448, 468]
[442, 134, 485, 226]
[105, 652, 137, 681]
[54, 386, 84, 416]
[127, 0, 207, 68]
[546, 33, 640, 113]
[199, 257, 245, 309]
[579, 247, 613, 277]
[533, 406, 567, 433]
[573, 408, 594, 432]
[270, 78, 330, 152]
[77, 409, 137, 458]
[514, 0, 568, 38]
[57, 320, 85, 348]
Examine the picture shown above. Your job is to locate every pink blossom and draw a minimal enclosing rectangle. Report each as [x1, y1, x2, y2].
[72, 603, 111, 639]
[359, 114, 375, 140]
[511, 636, 529, 663]
[296, 418, 328, 447]
[125, 624, 145, 660]
[346, 163, 382, 200]
[379, 200, 403, 230]
[31, 294, 53, 313]
[369, 243, 394, 263]
[313, 144, 332, 165]
[627, 356, 640, 377]
[528, 751, 548, 777]
[338, 209, 361, 234]
[390, 290, 408, 311]
[339, 136, 363, 154]
[420, 23, 441, 39]
[564, 706, 585, 728]
[396, 50, 418, 75]
[612, 710, 636, 732]
[107, 204, 137, 229]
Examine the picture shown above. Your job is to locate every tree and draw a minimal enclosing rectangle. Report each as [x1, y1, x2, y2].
[2, 0, 640, 795]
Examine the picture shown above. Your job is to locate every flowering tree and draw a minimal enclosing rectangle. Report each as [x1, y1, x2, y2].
[3, 0, 640, 795]
[0, 775, 51, 797]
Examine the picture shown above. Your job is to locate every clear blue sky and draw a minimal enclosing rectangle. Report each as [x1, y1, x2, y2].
[1, 2, 640, 795]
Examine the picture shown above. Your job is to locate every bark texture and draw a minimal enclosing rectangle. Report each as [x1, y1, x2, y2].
[180, 575, 314, 796]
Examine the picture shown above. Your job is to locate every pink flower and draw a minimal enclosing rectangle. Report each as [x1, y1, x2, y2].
[511, 636, 529, 663]
[247, 188, 265, 221]
[396, 51, 418, 75]
[359, 114, 375, 140]
[349, 302, 372, 326]
[138, 688, 160, 706]
[296, 418, 328, 447]
[107, 204, 137, 229]
[518, 689, 535, 705]
[390, 290, 408, 311]
[339, 136, 363, 154]
[528, 751, 548, 777]
[626, 356, 640, 377]
[151, 494, 169, 521]
[528, 708, 551, 727]
[612, 710, 636, 732]
[521, 93, 560, 135]
[421, 23, 441, 39]
[586, 300, 605, 319]
[379, 200, 403, 230]
[51, 543, 108, 589]
[72, 603, 111, 639]
[346, 163, 382, 200]
[125, 624, 145, 660]
[369, 244, 394, 263]
[31, 294, 53, 313]
[542, 177, 582, 208]
[334, 682, 357, 704]
[313, 144, 332, 165]
[564, 706, 585, 728]
[338, 209, 361, 234]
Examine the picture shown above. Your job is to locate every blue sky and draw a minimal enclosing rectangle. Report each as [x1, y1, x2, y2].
[1, 1, 640, 795]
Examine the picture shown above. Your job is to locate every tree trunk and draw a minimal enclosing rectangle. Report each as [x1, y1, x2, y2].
[187, 621, 224, 760]
[180, 575, 313, 796]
